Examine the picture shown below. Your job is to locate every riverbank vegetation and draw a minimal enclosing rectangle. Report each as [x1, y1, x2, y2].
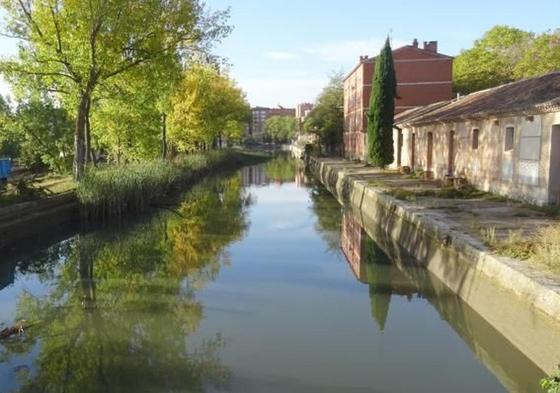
[77, 150, 268, 221]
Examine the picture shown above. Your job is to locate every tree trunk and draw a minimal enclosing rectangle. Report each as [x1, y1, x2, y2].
[161, 113, 167, 160]
[73, 94, 89, 180]
[85, 97, 91, 165]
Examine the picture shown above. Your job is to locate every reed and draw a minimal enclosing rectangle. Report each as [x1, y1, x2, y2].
[77, 150, 267, 221]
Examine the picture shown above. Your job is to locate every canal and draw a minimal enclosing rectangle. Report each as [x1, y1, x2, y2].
[0, 156, 548, 392]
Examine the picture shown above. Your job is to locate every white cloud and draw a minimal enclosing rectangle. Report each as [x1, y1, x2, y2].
[266, 51, 301, 60]
[238, 78, 328, 108]
[302, 37, 409, 63]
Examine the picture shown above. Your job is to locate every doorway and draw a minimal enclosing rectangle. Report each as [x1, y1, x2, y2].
[397, 130, 403, 167]
[411, 133, 416, 171]
[549, 125, 560, 204]
[427, 132, 434, 171]
[448, 130, 455, 176]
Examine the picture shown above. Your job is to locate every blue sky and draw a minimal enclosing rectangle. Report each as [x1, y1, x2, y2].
[1, 0, 559, 107]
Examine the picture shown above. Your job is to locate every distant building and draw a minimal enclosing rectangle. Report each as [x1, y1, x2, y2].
[247, 106, 296, 140]
[344, 39, 453, 160]
[296, 103, 314, 122]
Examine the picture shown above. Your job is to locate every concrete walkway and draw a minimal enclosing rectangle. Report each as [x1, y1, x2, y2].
[318, 158, 558, 250]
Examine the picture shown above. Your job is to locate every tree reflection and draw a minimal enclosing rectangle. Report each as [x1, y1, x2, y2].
[0, 175, 252, 393]
[340, 210, 418, 332]
[262, 154, 297, 184]
[308, 181, 342, 252]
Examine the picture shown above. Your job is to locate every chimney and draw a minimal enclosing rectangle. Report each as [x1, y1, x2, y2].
[423, 41, 438, 53]
[412, 38, 418, 48]
[359, 55, 369, 62]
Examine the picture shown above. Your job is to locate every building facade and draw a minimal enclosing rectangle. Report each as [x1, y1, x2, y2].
[392, 71, 560, 205]
[344, 39, 453, 160]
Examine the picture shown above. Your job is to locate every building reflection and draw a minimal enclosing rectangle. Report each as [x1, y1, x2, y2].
[340, 211, 418, 331]
[242, 165, 267, 186]
[340, 208, 549, 393]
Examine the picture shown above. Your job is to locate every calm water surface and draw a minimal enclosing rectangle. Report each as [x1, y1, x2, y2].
[0, 156, 546, 392]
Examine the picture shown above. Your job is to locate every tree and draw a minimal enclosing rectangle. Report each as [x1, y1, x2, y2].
[169, 64, 250, 152]
[265, 116, 296, 143]
[0, 95, 17, 158]
[12, 97, 74, 173]
[304, 72, 344, 153]
[367, 38, 396, 167]
[0, 0, 230, 179]
[515, 30, 560, 78]
[453, 26, 534, 94]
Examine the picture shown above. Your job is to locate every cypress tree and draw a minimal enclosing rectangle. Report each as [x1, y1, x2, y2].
[367, 37, 397, 167]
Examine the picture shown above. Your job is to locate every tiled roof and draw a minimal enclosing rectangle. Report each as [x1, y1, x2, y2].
[397, 71, 560, 126]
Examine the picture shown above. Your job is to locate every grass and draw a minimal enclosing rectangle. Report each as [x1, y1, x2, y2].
[0, 174, 75, 207]
[77, 150, 268, 221]
[386, 183, 514, 204]
[479, 224, 560, 270]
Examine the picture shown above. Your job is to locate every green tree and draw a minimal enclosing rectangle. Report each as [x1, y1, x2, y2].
[304, 72, 344, 153]
[169, 64, 250, 152]
[367, 38, 396, 167]
[515, 30, 560, 78]
[265, 116, 297, 143]
[0, 95, 17, 158]
[0, 0, 230, 179]
[12, 97, 74, 173]
[453, 26, 534, 94]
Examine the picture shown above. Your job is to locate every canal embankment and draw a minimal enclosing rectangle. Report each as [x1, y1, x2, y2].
[309, 156, 560, 374]
[0, 150, 270, 250]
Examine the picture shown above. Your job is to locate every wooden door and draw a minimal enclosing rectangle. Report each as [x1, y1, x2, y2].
[448, 131, 455, 175]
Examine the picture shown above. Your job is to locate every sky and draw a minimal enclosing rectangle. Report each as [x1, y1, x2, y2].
[1, 0, 559, 107]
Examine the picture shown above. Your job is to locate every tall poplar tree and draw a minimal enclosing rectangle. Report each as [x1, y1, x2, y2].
[367, 38, 397, 167]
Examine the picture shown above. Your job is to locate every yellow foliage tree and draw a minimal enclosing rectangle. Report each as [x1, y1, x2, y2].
[169, 65, 250, 152]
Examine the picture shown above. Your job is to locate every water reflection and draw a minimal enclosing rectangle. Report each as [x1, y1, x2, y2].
[339, 209, 546, 393]
[0, 174, 251, 392]
[242, 154, 307, 187]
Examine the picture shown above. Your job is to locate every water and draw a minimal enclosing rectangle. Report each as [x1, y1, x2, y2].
[0, 156, 548, 392]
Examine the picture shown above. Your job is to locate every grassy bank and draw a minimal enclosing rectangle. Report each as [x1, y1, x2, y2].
[77, 150, 269, 221]
[0, 174, 75, 207]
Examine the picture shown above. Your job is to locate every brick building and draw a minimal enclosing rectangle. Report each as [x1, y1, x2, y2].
[247, 106, 296, 140]
[344, 39, 453, 159]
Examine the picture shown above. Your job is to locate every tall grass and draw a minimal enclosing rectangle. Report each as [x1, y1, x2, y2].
[77, 150, 264, 221]
[531, 225, 560, 271]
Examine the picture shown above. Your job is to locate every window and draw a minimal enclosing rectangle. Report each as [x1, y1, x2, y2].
[505, 126, 514, 151]
[472, 129, 479, 150]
